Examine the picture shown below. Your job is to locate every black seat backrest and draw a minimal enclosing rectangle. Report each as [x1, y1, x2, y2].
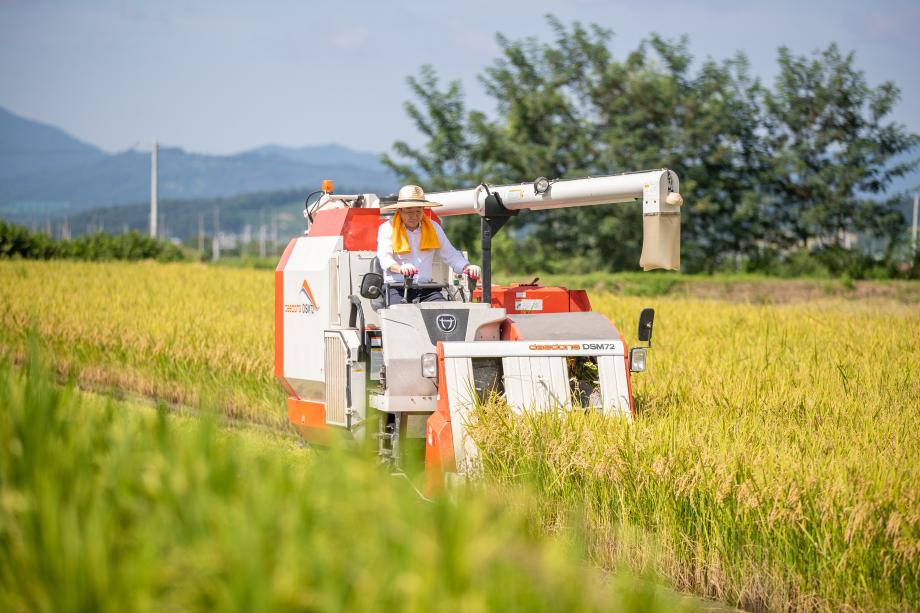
[368, 257, 388, 310]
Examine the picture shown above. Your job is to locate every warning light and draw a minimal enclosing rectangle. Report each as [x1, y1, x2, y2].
[322, 179, 334, 193]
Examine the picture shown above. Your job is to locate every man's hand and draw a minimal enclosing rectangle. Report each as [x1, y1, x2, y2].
[398, 263, 419, 277]
[463, 264, 481, 280]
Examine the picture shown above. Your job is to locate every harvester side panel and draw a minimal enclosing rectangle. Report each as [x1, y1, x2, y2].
[278, 235, 342, 402]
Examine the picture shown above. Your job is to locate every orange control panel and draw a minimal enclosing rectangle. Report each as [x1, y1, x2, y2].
[473, 283, 592, 314]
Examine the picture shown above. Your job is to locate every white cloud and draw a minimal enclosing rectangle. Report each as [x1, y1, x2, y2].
[329, 25, 369, 50]
[864, 6, 920, 39]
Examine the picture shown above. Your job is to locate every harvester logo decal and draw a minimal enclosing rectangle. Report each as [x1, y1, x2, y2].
[284, 279, 319, 315]
[436, 314, 457, 333]
[299, 279, 318, 311]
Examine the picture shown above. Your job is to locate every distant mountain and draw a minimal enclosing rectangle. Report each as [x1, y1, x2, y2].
[0, 146, 398, 221]
[0, 106, 399, 223]
[247, 144, 385, 172]
[0, 107, 106, 180]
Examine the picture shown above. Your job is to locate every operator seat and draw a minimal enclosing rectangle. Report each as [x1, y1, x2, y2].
[369, 257, 386, 312]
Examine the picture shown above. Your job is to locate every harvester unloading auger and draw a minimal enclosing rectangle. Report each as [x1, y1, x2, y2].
[275, 170, 683, 489]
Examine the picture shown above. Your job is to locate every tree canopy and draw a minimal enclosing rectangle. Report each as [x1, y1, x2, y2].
[383, 18, 918, 276]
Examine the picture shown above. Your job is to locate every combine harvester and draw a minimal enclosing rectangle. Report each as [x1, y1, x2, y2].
[275, 171, 683, 489]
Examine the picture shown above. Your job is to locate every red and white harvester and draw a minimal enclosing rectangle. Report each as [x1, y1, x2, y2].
[274, 171, 682, 489]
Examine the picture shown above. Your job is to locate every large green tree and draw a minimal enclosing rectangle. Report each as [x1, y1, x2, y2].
[381, 65, 483, 254]
[760, 44, 917, 250]
[469, 20, 769, 272]
[383, 17, 918, 274]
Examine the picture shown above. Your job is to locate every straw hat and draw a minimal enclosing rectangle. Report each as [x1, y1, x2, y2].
[381, 185, 444, 211]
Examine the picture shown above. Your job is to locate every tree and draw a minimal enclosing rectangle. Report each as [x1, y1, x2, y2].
[760, 44, 918, 250]
[385, 18, 769, 272]
[384, 18, 918, 275]
[381, 65, 482, 254]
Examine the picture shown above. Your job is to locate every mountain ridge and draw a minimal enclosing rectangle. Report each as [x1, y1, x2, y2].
[0, 106, 398, 222]
[0, 107, 106, 181]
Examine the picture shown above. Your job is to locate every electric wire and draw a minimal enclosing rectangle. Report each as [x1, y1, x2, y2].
[304, 190, 323, 223]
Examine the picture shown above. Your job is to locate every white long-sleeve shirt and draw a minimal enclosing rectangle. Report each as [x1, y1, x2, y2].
[377, 218, 469, 283]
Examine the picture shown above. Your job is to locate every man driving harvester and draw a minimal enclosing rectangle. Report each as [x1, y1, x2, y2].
[377, 184, 481, 304]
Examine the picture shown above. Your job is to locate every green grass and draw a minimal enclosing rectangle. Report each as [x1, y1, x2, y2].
[0, 354, 694, 612]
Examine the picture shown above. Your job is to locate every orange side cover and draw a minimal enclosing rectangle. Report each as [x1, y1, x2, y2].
[274, 238, 297, 379]
[287, 398, 329, 443]
[424, 343, 456, 494]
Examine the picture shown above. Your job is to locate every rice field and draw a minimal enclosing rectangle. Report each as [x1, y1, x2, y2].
[472, 293, 920, 611]
[0, 260, 281, 427]
[1, 259, 918, 611]
[0, 357, 690, 612]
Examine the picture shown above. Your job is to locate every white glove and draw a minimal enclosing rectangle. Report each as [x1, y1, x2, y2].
[463, 264, 481, 280]
[399, 263, 419, 277]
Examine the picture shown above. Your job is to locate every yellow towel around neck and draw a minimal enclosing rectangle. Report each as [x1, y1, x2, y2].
[391, 211, 440, 254]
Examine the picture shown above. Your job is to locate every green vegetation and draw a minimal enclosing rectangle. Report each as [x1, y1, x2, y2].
[0, 220, 185, 262]
[0, 354, 691, 612]
[2, 260, 918, 610]
[385, 18, 919, 277]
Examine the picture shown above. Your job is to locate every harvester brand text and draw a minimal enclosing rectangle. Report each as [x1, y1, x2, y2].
[284, 304, 317, 314]
[528, 343, 618, 351]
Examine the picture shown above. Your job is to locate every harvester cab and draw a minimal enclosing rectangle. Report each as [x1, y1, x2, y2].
[274, 170, 682, 489]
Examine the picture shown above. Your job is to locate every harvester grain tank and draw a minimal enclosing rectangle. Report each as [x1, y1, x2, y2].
[274, 170, 681, 488]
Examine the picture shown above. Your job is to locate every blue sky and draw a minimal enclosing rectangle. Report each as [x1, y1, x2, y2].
[1, 0, 918, 156]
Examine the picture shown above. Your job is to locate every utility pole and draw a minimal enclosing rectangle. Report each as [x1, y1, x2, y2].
[271, 213, 278, 255]
[198, 212, 204, 253]
[242, 223, 252, 256]
[150, 140, 158, 238]
[912, 193, 918, 256]
[212, 206, 220, 261]
[259, 208, 266, 258]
